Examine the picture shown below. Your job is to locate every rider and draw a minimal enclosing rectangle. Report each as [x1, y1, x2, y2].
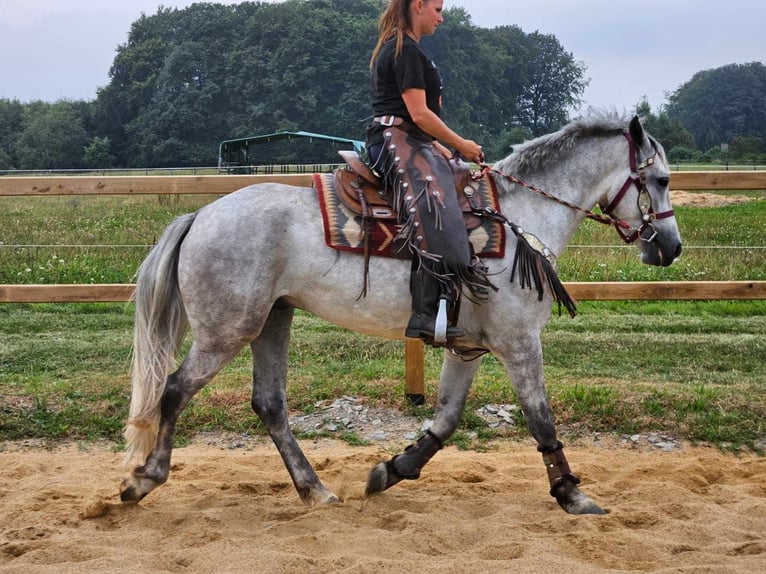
[365, 0, 492, 346]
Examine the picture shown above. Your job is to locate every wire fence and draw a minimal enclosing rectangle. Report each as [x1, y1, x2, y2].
[670, 161, 766, 171]
[0, 164, 343, 177]
[1, 244, 764, 250]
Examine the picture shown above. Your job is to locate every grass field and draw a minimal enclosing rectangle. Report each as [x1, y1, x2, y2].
[0, 188, 764, 451]
[1, 191, 763, 284]
[1, 301, 764, 451]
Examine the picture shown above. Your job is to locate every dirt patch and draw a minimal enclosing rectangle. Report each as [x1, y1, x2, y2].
[671, 189, 757, 207]
[1, 438, 764, 573]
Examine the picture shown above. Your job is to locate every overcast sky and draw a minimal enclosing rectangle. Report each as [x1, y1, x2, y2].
[1, 0, 763, 113]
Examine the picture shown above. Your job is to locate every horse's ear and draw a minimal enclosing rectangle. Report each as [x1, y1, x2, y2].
[629, 115, 646, 146]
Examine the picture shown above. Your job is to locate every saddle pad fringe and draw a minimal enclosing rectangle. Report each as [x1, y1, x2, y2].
[511, 233, 577, 318]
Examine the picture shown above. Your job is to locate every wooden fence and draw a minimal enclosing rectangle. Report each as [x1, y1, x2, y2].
[2, 172, 765, 401]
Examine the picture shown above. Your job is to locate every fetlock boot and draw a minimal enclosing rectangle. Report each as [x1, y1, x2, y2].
[405, 271, 464, 344]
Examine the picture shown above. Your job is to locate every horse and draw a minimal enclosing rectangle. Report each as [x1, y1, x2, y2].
[119, 115, 682, 515]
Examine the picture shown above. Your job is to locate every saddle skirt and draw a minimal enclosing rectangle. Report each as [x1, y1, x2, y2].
[314, 152, 506, 259]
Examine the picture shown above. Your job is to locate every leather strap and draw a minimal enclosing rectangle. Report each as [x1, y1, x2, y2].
[373, 115, 405, 127]
[539, 441, 581, 496]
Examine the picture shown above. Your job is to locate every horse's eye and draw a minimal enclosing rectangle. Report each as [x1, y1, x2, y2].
[657, 176, 670, 188]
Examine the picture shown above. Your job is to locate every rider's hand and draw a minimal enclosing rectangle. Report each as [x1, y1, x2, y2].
[456, 138, 484, 164]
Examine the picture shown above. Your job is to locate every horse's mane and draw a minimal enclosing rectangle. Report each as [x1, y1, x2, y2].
[495, 112, 632, 175]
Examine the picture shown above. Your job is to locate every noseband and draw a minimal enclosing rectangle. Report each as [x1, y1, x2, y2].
[601, 131, 675, 244]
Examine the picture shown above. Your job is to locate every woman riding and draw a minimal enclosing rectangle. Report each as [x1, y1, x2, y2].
[366, 0, 493, 346]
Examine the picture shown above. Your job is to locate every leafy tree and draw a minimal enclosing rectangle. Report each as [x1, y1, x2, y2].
[224, 0, 379, 154]
[667, 62, 766, 150]
[0, 147, 13, 170]
[729, 135, 764, 160]
[84, 136, 116, 168]
[94, 7, 180, 166]
[698, 146, 725, 163]
[666, 146, 696, 162]
[126, 39, 228, 166]
[514, 32, 588, 136]
[635, 97, 695, 153]
[0, 98, 24, 166]
[475, 24, 530, 152]
[7, 0, 591, 168]
[485, 126, 532, 160]
[15, 102, 89, 170]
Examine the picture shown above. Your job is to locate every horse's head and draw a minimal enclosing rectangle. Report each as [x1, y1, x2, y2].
[600, 116, 683, 267]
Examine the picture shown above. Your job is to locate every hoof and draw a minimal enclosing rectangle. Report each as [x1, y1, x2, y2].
[554, 483, 607, 515]
[119, 480, 147, 504]
[365, 462, 389, 497]
[317, 493, 341, 505]
[296, 481, 341, 506]
[365, 459, 408, 497]
[119, 472, 163, 504]
[308, 488, 342, 506]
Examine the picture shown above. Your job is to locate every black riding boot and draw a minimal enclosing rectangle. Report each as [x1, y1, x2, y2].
[405, 269, 464, 344]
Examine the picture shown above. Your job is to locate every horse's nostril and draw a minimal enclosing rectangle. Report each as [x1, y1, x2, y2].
[675, 243, 683, 259]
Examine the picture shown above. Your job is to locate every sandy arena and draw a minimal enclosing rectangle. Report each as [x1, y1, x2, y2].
[1, 437, 764, 573]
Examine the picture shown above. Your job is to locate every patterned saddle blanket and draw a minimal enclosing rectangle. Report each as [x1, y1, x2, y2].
[313, 154, 505, 260]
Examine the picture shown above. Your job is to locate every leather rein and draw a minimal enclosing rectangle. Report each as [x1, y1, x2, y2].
[475, 130, 675, 245]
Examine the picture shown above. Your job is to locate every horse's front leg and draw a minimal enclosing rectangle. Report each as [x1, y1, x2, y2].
[250, 304, 339, 506]
[499, 334, 606, 515]
[366, 351, 480, 496]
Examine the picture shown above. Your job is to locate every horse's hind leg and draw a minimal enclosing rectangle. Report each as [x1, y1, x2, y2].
[120, 341, 244, 502]
[250, 303, 339, 505]
[366, 352, 480, 495]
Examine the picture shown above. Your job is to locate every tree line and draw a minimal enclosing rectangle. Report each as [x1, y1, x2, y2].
[0, 0, 764, 170]
[636, 61, 766, 165]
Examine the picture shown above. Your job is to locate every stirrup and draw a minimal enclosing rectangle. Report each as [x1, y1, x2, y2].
[434, 299, 449, 344]
[405, 325, 465, 347]
[404, 325, 465, 339]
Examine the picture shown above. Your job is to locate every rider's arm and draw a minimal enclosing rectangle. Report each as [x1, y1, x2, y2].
[401, 88, 483, 163]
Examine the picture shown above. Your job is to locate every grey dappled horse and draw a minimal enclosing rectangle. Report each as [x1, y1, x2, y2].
[120, 115, 682, 515]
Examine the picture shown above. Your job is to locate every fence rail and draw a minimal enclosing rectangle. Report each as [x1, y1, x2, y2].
[1, 170, 766, 196]
[2, 281, 765, 304]
[0, 174, 313, 196]
[2, 172, 764, 402]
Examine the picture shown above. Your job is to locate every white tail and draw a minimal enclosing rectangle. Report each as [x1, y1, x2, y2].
[123, 213, 196, 465]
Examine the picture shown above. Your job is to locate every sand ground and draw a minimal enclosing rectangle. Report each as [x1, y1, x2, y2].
[1, 438, 764, 573]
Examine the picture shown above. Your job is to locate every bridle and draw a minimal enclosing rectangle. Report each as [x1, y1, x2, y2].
[475, 129, 675, 245]
[600, 131, 675, 244]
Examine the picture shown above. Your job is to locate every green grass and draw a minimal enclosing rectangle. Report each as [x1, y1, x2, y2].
[559, 195, 765, 282]
[0, 189, 764, 451]
[1, 301, 764, 450]
[0, 193, 764, 284]
[0, 195, 213, 284]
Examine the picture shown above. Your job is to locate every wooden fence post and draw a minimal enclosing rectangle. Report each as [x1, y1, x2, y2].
[404, 339, 425, 405]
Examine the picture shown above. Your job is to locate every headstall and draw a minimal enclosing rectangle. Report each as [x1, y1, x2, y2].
[600, 131, 675, 244]
[475, 130, 675, 245]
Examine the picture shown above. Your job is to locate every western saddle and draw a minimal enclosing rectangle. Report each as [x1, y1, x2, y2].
[334, 149, 487, 230]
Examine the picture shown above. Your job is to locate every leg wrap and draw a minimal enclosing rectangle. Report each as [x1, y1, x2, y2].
[370, 430, 444, 493]
[539, 441, 581, 497]
[391, 430, 444, 480]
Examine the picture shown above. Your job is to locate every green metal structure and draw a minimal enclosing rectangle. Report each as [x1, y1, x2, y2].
[217, 130, 365, 173]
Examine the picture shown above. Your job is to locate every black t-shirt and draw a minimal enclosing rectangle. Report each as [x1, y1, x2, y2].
[368, 35, 442, 145]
